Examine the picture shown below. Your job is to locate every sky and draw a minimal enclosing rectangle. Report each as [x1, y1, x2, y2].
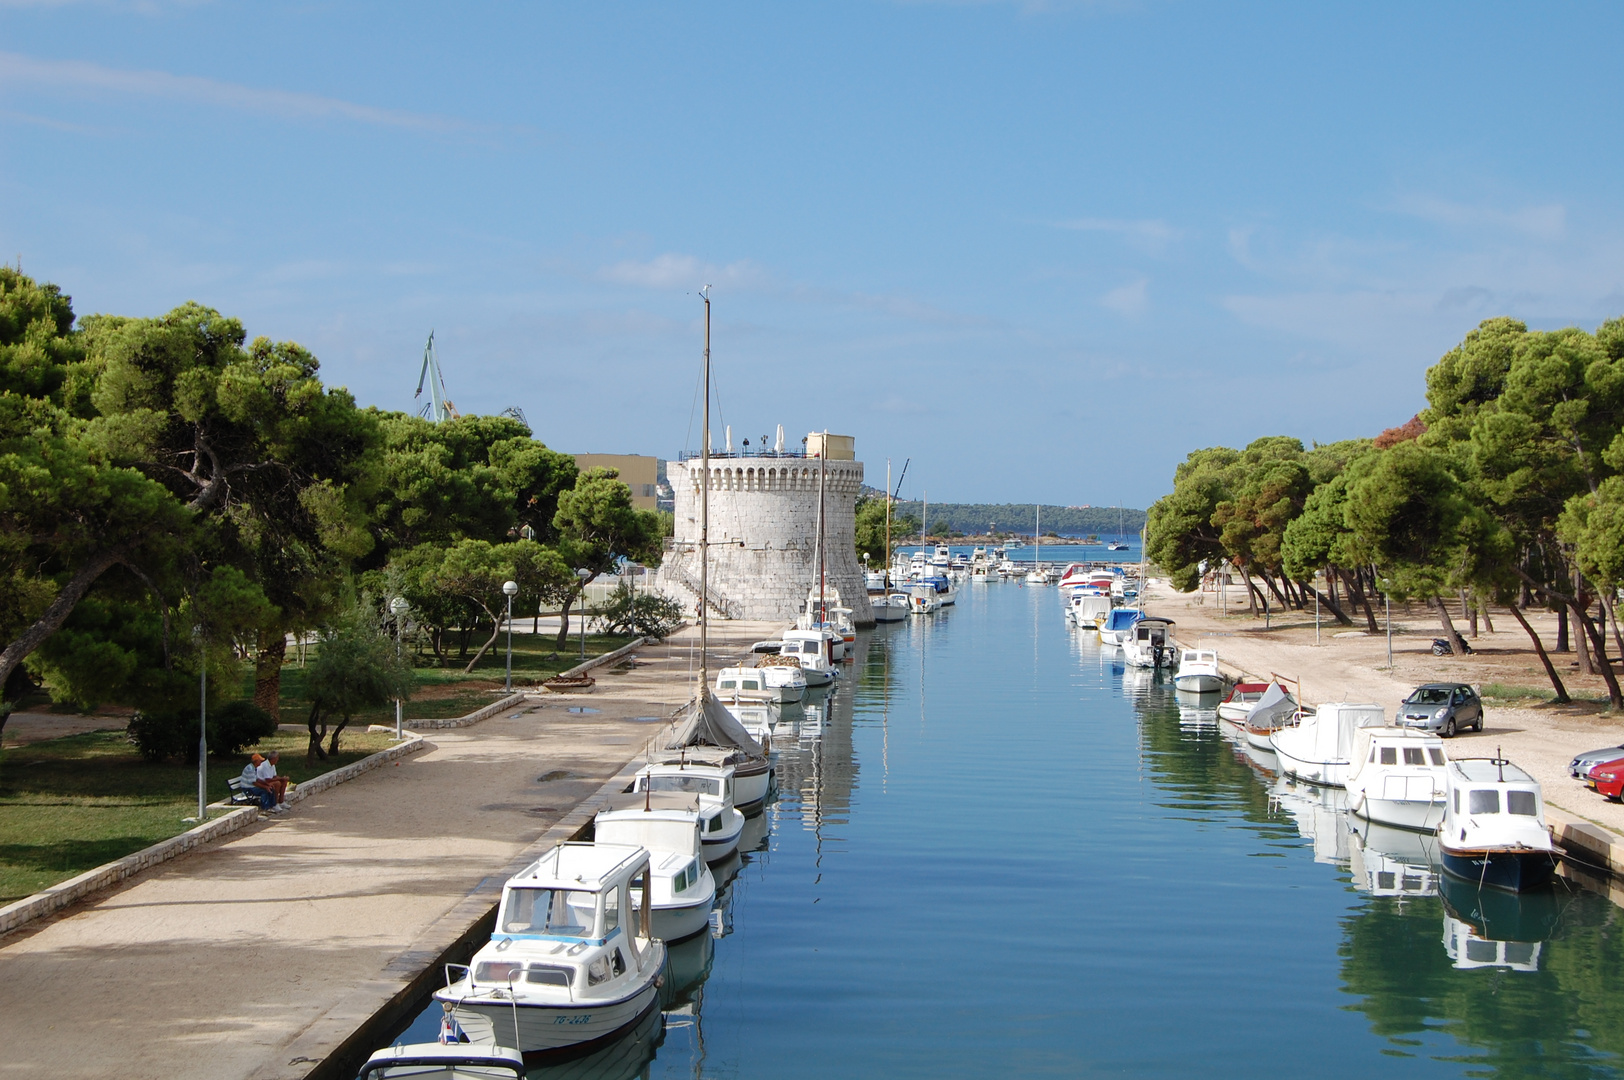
[3, 2, 1623, 508]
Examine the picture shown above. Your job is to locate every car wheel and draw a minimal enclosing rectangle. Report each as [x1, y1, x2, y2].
[1475, 718, 1483, 732]
[1445, 717, 1457, 738]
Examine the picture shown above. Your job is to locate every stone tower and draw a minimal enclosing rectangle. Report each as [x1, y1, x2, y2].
[659, 435, 873, 627]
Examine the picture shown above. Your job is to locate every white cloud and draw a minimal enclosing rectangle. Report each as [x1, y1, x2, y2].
[596, 253, 766, 291]
[1391, 194, 1567, 241]
[1101, 276, 1148, 317]
[1055, 216, 1181, 254]
[0, 51, 464, 132]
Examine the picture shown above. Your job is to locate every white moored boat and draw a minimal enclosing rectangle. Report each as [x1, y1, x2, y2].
[1439, 758, 1558, 892]
[593, 792, 717, 943]
[1123, 616, 1176, 669]
[1243, 682, 1301, 751]
[1268, 701, 1387, 786]
[871, 592, 910, 622]
[634, 761, 745, 862]
[1217, 681, 1270, 726]
[358, 1044, 525, 1080]
[1173, 649, 1222, 692]
[1099, 607, 1142, 647]
[435, 843, 666, 1062]
[1345, 726, 1449, 831]
[776, 629, 837, 685]
[648, 694, 774, 815]
[1068, 592, 1112, 630]
[909, 583, 943, 614]
[714, 662, 804, 704]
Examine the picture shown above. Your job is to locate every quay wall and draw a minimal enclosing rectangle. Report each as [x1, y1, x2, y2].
[660, 456, 874, 626]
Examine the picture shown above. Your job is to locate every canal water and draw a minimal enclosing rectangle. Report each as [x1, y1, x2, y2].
[381, 576, 1624, 1079]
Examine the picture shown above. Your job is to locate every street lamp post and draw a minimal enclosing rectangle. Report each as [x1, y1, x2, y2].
[502, 580, 519, 691]
[1385, 589, 1393, 669]
[576, 569, 592, 662]
[390, 596, 409, 740]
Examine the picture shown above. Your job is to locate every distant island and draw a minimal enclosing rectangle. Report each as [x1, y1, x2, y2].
[884, 500, 1145, 540]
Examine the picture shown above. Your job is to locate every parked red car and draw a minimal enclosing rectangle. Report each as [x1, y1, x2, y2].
[1586, 756, 1624, 800]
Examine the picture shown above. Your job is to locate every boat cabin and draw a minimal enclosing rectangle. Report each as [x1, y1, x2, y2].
[1070, 592, 1112, 626]
[1440, 759, 1550, 852]
[358, 1044, 525, 1080]
[778, 629, 835, 667]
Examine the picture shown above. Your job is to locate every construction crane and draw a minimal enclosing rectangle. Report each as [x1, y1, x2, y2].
[414, 331, 459, 423]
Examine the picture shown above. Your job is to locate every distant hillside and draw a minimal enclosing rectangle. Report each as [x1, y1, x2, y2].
[885, 501, 1145, 538]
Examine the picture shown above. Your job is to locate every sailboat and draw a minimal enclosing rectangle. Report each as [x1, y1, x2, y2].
[1024, 503, 1048, 584]
[1107, 505, 1130, 551]
[871, 458, 909, 622]
[647, 288, 775, 815]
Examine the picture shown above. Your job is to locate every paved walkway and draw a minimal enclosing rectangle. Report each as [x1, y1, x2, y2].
[0, 621, 781, 1080]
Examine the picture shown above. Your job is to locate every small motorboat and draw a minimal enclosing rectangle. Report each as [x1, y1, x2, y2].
[1268, 701, 1387, 786]
[1217, 681, 1270, 726]
[1107, 540, 1129, 551]
[633, 761, 745, 862]
[1439, 756, 1558, 891]
[1099, 607, 1143, 648]
[1345, 726, 1449, 831]
[1243, 682, 1300, 751]
[1173, 649, 1222, 692]
[871, 592, 910, 622]
[1068, 592, 1112, 630]
[648, 695, 774, 815]
[908, 583, 943, 614]
[715, 663, 804, 704]
[357, 1043, 525, 1080]
[593, 791, 718, 943]
[1123, 616, 1176, 669]
[435, 843, 666, 1062]
[776, 629, 837, 685]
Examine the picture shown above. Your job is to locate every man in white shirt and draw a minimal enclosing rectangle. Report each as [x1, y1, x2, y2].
[254, 750, 289, 811]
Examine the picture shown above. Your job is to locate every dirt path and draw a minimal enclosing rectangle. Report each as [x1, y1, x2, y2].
[1141, 579, 1624, 835]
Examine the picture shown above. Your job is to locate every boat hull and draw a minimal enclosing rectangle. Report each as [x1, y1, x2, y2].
[440, 970, 663, 1063]
[730, 762, 772, 816]
[1174, 674, 1222, 693]
[1270, 742, 1349, 787]
[651, 897, 713, 943]
[1350, 791, 1444, 832]
[1440, 847, 1558, 892]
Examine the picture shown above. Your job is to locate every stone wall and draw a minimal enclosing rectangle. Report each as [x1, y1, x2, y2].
[659, 456, 874, 626]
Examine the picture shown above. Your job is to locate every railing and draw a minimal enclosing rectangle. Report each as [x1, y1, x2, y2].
[676, 449, 810, 461]
[663, 561, 744, 620]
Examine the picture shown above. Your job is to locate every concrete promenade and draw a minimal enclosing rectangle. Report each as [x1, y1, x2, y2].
[0, 620, 780, 1080]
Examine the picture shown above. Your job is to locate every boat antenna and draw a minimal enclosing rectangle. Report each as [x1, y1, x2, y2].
[699, 285, 711, 703]
[644, 783, 651, 812]
[1497, 748, 1503, 781]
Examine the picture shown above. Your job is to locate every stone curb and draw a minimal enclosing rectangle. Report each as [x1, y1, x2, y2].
[1546, 804, 1624, 876]
[256, 756, 649, 1080]
[396, 693, 530, 731]
[556, 636, 648, 680]
[0, 735, 427, 940]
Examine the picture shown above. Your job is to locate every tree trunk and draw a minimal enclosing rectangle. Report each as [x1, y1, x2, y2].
[1574, 595, 1594, 676]
[328, 714, 350, 757]
[463, 602, 504, 673]
[1303, 582, 1354, 626]
[0, 548, 125, 740]
[1327, 568, 1341, 610]
[254, 631, 287, 721]
[1463, 590, 1477, 637]
[1508, 604, 1569, 704]
[1431, 596, 1469, 657]
[306, 703, 328, 765]
[1607, 595, 1624, 666]
[1479, 597, 1495, 634]
[1343, 568, 1379, 633]
[555, 593, 575, 649]
[1557, 605, 1570, 653]
[1258, 572, 1291, 609]
[1577, 598, 1624, 707]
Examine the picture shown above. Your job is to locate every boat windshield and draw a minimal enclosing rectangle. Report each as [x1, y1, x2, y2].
[1468, 789, 1500, 815]
[1507, 790, 1539, 816]
[645, 774, 721, 797]
[500, 887, 598, 936]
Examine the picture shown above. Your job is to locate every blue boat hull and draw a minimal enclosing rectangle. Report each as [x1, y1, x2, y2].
[1441, 848, 1558, 892]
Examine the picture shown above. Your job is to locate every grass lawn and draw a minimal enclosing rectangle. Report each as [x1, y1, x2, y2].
[0, 727, 396, 904]
[268, 631, 637, 727]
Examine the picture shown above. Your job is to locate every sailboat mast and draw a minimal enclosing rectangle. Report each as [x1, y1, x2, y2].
[699, 287, 711, 698]
[817, 432, 827, 620]
[884, 458, 892, 589]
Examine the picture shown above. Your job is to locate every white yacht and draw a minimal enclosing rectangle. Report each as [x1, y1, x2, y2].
[1439, 757, 1558, 891]
[714, 663, 804, 704]
[1123, 616, 1176, 668]
[1173, 649, 1222, 692]
[872, 592, 911, 622]
[1068, 592, 1112, 630]
[777, 629, 837, 685]
[909, 583, 943, 614]
[1267, 701, 1386, 786]
[593, 792, 717, 943]
[633, 761, 745, 862]
[1345, 727, 1449, 831]
[435, 843, 666, 1060]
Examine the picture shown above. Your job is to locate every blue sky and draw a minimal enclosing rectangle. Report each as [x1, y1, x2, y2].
[3, 2, 1622, 507]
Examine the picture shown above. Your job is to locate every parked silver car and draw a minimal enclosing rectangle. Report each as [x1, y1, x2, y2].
[1395, 683, 1482, 737]
[1570, 744, 1624, 779]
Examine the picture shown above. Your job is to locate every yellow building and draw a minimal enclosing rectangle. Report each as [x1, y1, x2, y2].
[572, 454, 660, 509]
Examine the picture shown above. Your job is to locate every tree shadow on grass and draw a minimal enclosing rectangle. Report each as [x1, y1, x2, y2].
[0, 836, 157, 877]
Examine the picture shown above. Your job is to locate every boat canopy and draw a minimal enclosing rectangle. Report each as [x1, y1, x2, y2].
[662, 695, 764, 757]
[1280, 701, 1385, 763]
[1245, 683, 1298, 730]
[1104, 609, 1143, 632]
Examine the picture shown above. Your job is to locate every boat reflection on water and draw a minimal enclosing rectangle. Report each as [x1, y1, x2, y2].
[1175, 688, 1221, 730]
[1438, 873, 1566, 972]
[1347, 818, 1439, 898]
[1119, 663, 1162, 702]
[662, 930, 715, 1007]
[1270, 775, 1352, 868]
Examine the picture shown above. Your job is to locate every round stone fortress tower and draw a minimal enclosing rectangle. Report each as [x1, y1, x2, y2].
[658, 433, 873, 627]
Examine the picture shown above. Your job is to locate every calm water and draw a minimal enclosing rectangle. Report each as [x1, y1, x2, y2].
[382, 582, 1624, 1079]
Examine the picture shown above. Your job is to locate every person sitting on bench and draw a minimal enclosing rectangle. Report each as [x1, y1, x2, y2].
[255, 750, 289, 811]
[242, 755, 278, 811]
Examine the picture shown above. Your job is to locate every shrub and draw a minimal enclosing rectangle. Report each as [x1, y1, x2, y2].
[597, 581, 685, 641]
[127, 700, 278, 762]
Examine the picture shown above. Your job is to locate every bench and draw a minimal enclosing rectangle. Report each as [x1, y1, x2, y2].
[227, 775, 267, 807]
